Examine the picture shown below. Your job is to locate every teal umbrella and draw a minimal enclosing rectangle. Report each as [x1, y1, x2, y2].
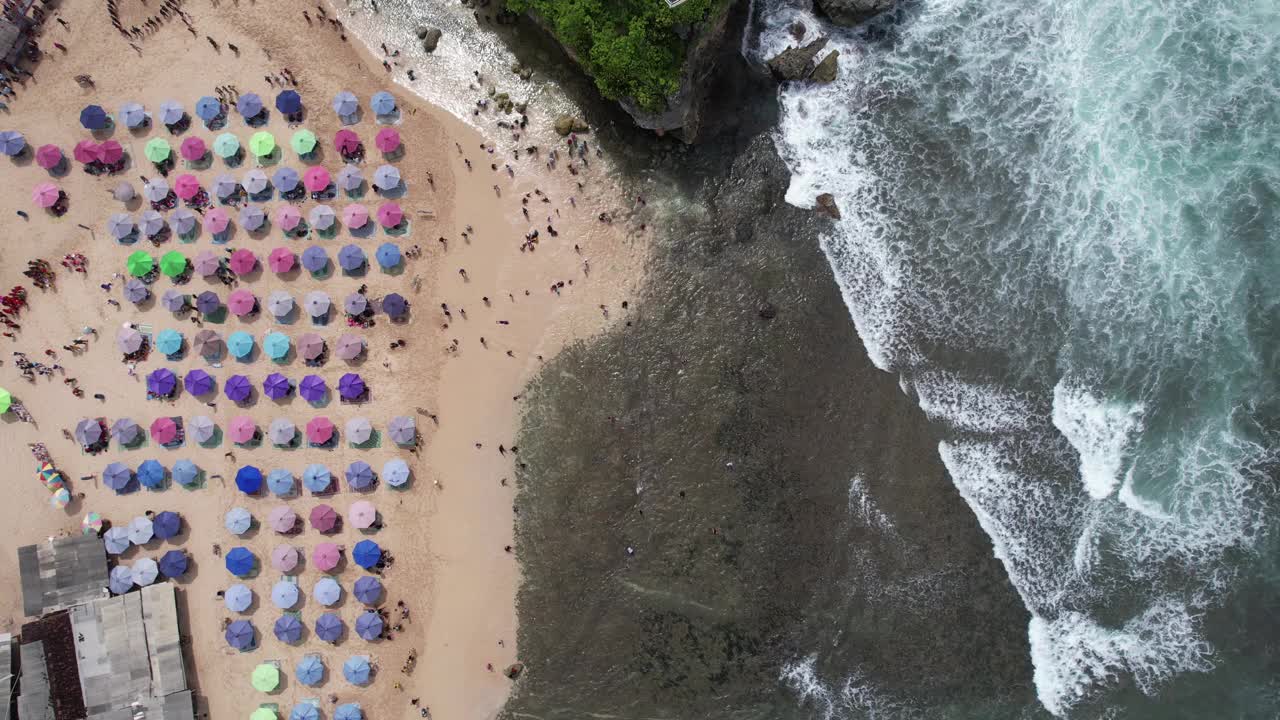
[263, 332, 290, 360]
[154, 329, 183, 356]
[227, 331, 255, 359]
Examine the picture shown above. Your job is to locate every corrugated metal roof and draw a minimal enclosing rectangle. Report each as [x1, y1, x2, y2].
[18, 536, 107, 617]
[15, 641, 50, 720]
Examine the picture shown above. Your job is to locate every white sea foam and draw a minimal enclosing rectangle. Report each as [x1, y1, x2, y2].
[1051, 380, 1145, 499]
[913, 371, 1040, 436]
[847, 475, 895, 532]
[780, 655, 918, 720]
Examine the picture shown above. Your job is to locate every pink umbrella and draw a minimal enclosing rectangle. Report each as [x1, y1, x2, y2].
[342, 203, 368, 229]
[228, 415, 257, 443]
[271, 544, 300, 572]
[227, 289, 257, 316]
[194, 250, 221, 276]
[312, 542, 340, 572]
[377, 202, 403, 228]
[305, 416, 334, 444]
[374, 127, 401, 153]
[35, 144, 62, 169]
[173, 174, 201, 200]
[275, 204, 302, 230]
[73, 140, 99, 163]
[309, 504, 338, 532]
[97, 140, 124, 164]
[31, 182, 59, 208]
[303, 166, 331, 192]
[349, 500, 376, 529]
[150, 417, 179, 444]
[268, 506, 297, 534]
[268, 247, 295, 273]
[203, 207, 230, 233]
[180, 136, 207, 161]
[334, 129, 360, 154]
[229, 249, 258, 275]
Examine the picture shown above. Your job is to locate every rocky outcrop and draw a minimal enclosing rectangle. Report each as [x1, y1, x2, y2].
[420, 27, 442, 52]
[767, 37, 828, 80]
[815, 0, 895, 26]
[810, 50, 839, 83]
[815, 193, 841, 219]
[553, 115, 589, 136]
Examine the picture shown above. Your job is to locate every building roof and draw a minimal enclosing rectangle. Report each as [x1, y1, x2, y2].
[15, 641, 50, 720]
[16, 612, 83, 720]
[18, 535, 108, 617]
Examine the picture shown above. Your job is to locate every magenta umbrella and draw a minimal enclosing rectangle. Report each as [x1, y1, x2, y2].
[377, 203, 403, 228]
[203, 207, 230, 233]
[342, 203, 368, 229]
[303, 166, 331, 192]
[305, 416, 335, 444]
[229, 249, 258, 275]
[150, 417, 179, 444]
[174, 174, 201, 200]
[271, 543, 300, 572]
[180, 136, 207, 161]
[312, 543, 340, 572]
[268, 247, 295, 273]
[228, 415, 257, 444]
[31, 182, 59, 208]
[374, 127, 401, 153]
[227, 289, 256, 316]
[309, 504, 338, 532]
[275, 204, 302, 230]
[269, 505, 297, 533]
[193, 250, 221, 276]
[35, 144, 62, 169]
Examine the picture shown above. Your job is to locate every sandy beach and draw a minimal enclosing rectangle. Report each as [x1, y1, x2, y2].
[0, 1, 644, 718]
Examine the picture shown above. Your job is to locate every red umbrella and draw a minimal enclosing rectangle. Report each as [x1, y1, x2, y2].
[174, 174, 201, 200]
[150, 417, 178, 444]
[303, 166, 331, 192]
[31, 182, 60, 208]
[268, 247, 295, 273]
[180, 136, 207, 161]
[35, 144, 62, 169]
[374, 127, 400, 153]
[97, 140, 124, 164]
[334, 129, 360, 154]
[73, 140, 99, 163]
[229, 249, 258, 275]
[377, 203, 403, 228]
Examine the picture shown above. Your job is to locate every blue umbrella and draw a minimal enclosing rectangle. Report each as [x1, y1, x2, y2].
[119, 102, 146, 128]
[195, 96, 222, 122]
[342, 656, 371, 685]
[302, 464, 331, 493]
[274, 614, 304, 643]
[296, 655, 325, 686]
[224, 619, 255, 650]
[354, 611, 384, 640]
[236, 465, 263, 494]
[290, 704, 319, 720]
[267, 468, 295, 496]
[272, 166, 300, 193]
[137, 459, 166, 489]
[301, 245, 329, 273]
[225, 507, 252, 534]
[227, 331, 255, 359]
[196, 290, 221, 314]
[80, 104, 109, 130]
[345, 461, 374, 490]
[184, 369, 215, 396]
[155, 329, 183, 356]
[332, 91, 358, 117]
[370, 91, 396, 115]
[353, 576, 383, 605]
[103, 462, 133, 491]
[313, 577, 341, 606]
[103, 527, 130, 554]
[334, 705, 363, 720]
[382, 459, 410, 487]
[314, 613, 343, 642]
[152, 511, 181, 539]
[158, 549, 188, 577]
[159, 100, 184, 126]
[236, 93, 264, 119]
[225, 374, 253, 402]
[109, 565, 134, 594]
[171, 459, 200, 486]
[225, 547, 256, 576]
[275, 90, 302, 114]
[375, 243, 401, 269]
[224, 583, 253, 612]
[383, 293, 408, 319]
[352, 540, 381, 569]
[338, 244, 365, 271]
[272, 581, 300, 609]
[0, 130, 25, 156]
[263, 333, 291, 361]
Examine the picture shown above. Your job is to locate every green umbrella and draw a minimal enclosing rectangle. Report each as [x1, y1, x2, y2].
[0, 387, 10, 414]
[213, 133, 240, 158]
[159, 251, 187, 278]
[290, 129, 317, 155]
[127, 251, 154, 277]
[250, 709, 277, 720]
[249, 131, 275, 157]
[144, 138, 171, 163]
[251, 663, 279, 692]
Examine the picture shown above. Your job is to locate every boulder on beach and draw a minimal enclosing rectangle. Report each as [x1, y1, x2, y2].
[767, 37, 828, 81]
[554, 115, 589, 136]
[421, 27, 442, 52]
[815, 0, 895, 26]
[815, 193, 841, 220]
[811, 50, 840, 83]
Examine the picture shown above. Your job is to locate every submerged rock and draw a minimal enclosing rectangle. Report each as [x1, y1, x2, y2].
[811, 50, 840, 83]
[815, 0, 895, 26]
[767, 37, 828, 81]
[815, 193, 841, 219]
[421, 27, 442, 52]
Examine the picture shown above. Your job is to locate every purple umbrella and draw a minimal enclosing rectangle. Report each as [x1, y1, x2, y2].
[224, 620, 255, 650]
[314, 613, 343, 643]
[354, 611, 384, 641]
[195, 291, 221, 314]
[298, 375, 327, 403]
[301, 245, 328, 273]
[147, 368, 178, 397]
[383, 293, 408, 319]
[337, 373, 365, 400]
[352, 576, 383, 605]
[184, 368, 215, 396]
[224, 374, 253, 402]
[262, 373, 292, 400]
[274, 614, 303, 644]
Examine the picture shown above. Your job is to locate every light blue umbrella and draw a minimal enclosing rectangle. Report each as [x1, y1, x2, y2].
[224, 583, 253, 612]
[103, 526, 130, 554]
[334, 704, 362, 720]
[302, 464, 331, 492]
[332, 90, 358, 117]
[336, 164, 363, 192]
[108, 213, 135, 240]
[195, 96, 222, 122]
[159, 100, 184, 126]
[227, 331, 254, 359]
[155, 329, 183, 356]
[119, 102, 146, 128]
[171, 459, 200, 486]
[137, 459, 166, 489]
[0, 130, 26, 156]
[382, 459, 410, 487]
[290, 704, 320, 720]
[370, 91, 396, 115]
[109, 565, 134, 594]
[313, 577, 341, 606]
[128, 516, 154, 544]
[131, 557, 160, 586]
[271, 580, 300, 609]
[224, 507, 252, 535]
[263, 332, 290, 360]
[272, 166, 300, 193]
[267, 468, 295, 496]
[342, 656, 371, 685]
[296, 655, 325, 686]
[375, 243, 401, 269]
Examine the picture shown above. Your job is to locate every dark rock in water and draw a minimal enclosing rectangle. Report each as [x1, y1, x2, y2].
[815, 193, 841, 219]
[758, 303, 777, 320]
[789, 21, 807, 40]
[421, 27, 442, 52]
[767, 37, 828, 81]
[415, 25, 429, 39]
[816, 0, 895, 25]
[810, 50, 839, 83]
[504, 662, 524, 679]
[554, 115, 589, 136]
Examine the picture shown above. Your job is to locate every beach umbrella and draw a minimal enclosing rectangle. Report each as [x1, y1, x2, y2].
[124, 279, 149, 304]
[180, 136, 207, 161]
[374, 127, 401, 153]
[338, 245, 366, 272]
[213, 173, 239, 199]
[303, 167, 330, 194]
[355, 611, 383, 641]
[144, 137, 171, 163]
[276, 89, 302, 114]
[112, 181, 135, 202]
[140, 210, 166, 237]
[251, 663, 281, 693]
[226, 620, 255, 650]
[81, 511, 103, 537]
[193, 328, 223, 357]
[31, 182, 59, 208]
[189, 415, 216, 444]
[229, 248, 258, 275]
[137, 459, 165, 490]
[296, 655, 324, 687]
[342, 203, 369, 229]
[343, 293, 368, 316]
[302, 464, 331, 492]
[377, 202, 404, 228]
[100, 139, 126, 164]
[224, 374, 252, 402]
[332, 90, 358, 117]
[291, 128, 317, 155]
[149, 416, 179, 445]
[345, 417, 373, 445]
[267, 409, 294, 435]
[227, 290, 257, 317]
[269, 249, 295, 275]
[235, 464, 263, 494]
[39, 463, 63, 491]
[0, 387, 9, 414]
[350, 501, 376, 529]
[132, 557, 160, 586]
[352, 576, 383, 605]
[343, 656, 371, 685]
[269, 507, 298, 535]
[371, 91, 396, 115]
[266, 291, 294, 318]
[224, 507, 253, 535]
[172, 459, 200, 486]
[228, 331, 255, 358]
[383, 458, 410, 487]
[35, 144, 62, 169]
[334, 705, 362, 720]
[110, 417, 141, 445]
[314, 613, 343, 642]
[213, 132, 240, 158]
[203, 206, 231, 234]
[263, 372, 293, 400]
[128, 516, 155, 544]
[373, 165, 400, 192]
[103, 461, 133, 492]
[305, 416, 335, 445]
[155, 328, 183, 356]
[174, 174, 201, 200]
[304, 291, 331, 317]
[336, 164, 363, 191]
[375, 243, 402, 269]
[116, 327, 143, 353]
[75, 417, 103, 447]
[159, 549, 188, 578]
[312, 543, 341, 572]
[307, 207, 336, 234]
[275, 204, 302, 230]
[309, 505, 338, 533]
[146, 368, 178, 397]
[104, 526, 131, 554]
[153, 511, 181, 539]
[267, 468, 295, 496]
[271, 544, 299, 574]
[81, 104, 109, 130]
[159, 100, 184, 126]
[160, 289, 188, 312]
[238, 93, 264, 119]
[239, 204, 267, 231]
[274, 615, 304, 644]
[143, 177, 170, 202]
[230, 416, 258, 445]
[334, 129, 361, 154]
[388, 416, 416, 445]
[119, 102, 146, 128]
[313, 577, 341, 606]
[225, 546, 257, 576]
[109, 213, 136, 241]
[127, 251, 153, 277]
[73, 139, 98, 163]
[225, 583, 253, 612]
[272, 166, 300, 193]
[264, 332, 291, 360]
[271, 581, 300, 610]
[195, 96, 222, 122]
[159, 251, 187, 277]
[0, 129, 25, 155]
[184, 369, 214, 396]
[335, 334, 364, 360]
[338, 373, 366, 400]
[249, 130, 275, 157]
[170, 207, 197, 236]
[196, 291, 222, 315]
[345, 461, 374, 491]
[243, 168, 270, 194]
[301, 245, 328, 273]
[353, 540, 381, 569]
[109, 565, 134, 594]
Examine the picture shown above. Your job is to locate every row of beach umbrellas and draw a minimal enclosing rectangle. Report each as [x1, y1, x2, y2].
[133, 127, 404, 162]
[136, 164, 400, 200]
[107, 550, 189, 591]
[123, 246, 407, 284]
[224, 539, 382, 577]
[122, 329, 375, 365]
[76, 90, 396, 130]
[101, 512, 183, 550]
[227, 608, 385, 649]
[231, 459, 397, 495]
[243, 658, 372, 696]
[109, 201, 406, 241]
[142, 367, 371, 401]
[105, 458, 410, 495]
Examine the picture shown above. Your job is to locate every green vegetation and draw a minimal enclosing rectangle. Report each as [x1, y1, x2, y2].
[507, 0, 722, 111]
